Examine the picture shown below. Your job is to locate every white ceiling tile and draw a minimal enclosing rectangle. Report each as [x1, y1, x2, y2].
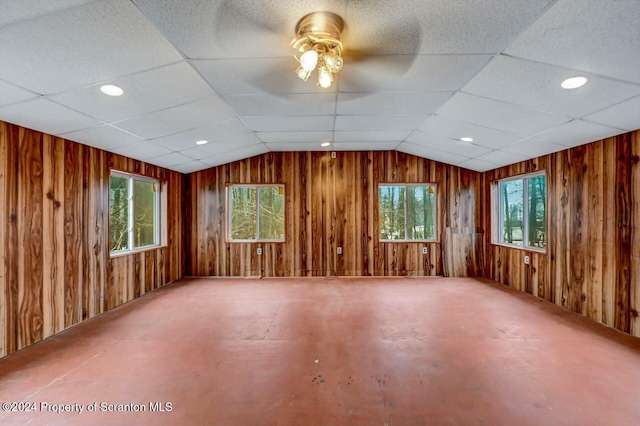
[170, 160, 211, 174]
[109, 141, 173, 162]
[335, 115, 427, 131]
[337, 92, 452, 115]
[134, 0, 348, 59]
[345, 0, 553, 54]
[192, 58, 336, 95]
[257, 132, 333, 143]
[533, 120, 624, 147]
[50, 62, 214, 123]
[0, 80, 38, 106]
[501, 138, 569, 158]
[223, 94, 336, 116]
[463, 55, 640, 118]
[474, 150, 529, 166]
[179, 136, 262, 160]
[396, 142, 471, 166]
[584, 96, 640, 132]
[419, 115, 523, 149]
[0, 0, 182, 94]
[60, 125, 143, 152]
[338, 55, 491, 93]
[146, 152, 195, 168]
[406, 131, 493, 157]
[111, 96, 237, 140]
[267, 142, 331, 152]
[437, 92, 570, 136]
[333, 141, 400, 151]
[0, 98, 100, 135]
[457, 158, 500, 173]
[151, 118, 254, 151]
[243, 116, 334, 132]
[505, 0, 640, 84]
[333, 130, 411, 142]
[200, 143, 270, 168]
[0, 0, 94, 27]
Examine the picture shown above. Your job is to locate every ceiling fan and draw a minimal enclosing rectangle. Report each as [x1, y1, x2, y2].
[214, 1, 422, 95]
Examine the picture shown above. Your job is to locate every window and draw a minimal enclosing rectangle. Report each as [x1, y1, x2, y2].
[378, 184, 437, 241]
[109, 171, 160, 254]
[496, 172, 546, 249]
[227, 184, 285, 242]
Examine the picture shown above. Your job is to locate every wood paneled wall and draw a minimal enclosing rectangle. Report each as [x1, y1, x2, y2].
[185, 151, 481, 277]
[481, 130, 640, 337]
[0, 121, 184, 358]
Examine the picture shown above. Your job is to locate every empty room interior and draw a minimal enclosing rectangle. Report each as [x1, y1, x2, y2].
[0, 0, 639, 425]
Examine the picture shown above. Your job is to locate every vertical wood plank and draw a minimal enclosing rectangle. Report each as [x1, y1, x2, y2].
[0, 124, 7, 357]
[630, 131, 640, 337]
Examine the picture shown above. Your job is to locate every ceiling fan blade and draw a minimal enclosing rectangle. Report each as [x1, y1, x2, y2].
[342, 20, 422, 76]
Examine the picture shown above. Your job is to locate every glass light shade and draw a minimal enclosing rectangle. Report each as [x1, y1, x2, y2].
[323, 52, 343, 73]
[300, 50, 319, 71]
[295, 66, 312, 81]
[317, 65, 333, 88]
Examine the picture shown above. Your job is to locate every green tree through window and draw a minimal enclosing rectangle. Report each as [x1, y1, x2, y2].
[109, 172, 160, 253]
[228, 185, 285, 241]
[498, 173, 546, 249]
[379, 184, 437, 241]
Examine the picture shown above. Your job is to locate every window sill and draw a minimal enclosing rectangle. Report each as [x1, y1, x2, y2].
[109, 245, 167, 258]
[491, 242, 546, 254]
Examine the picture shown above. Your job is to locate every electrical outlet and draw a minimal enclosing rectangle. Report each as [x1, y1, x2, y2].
[524, 255, 530, 265]
[257, 247, 262, 255]
[422, 247, 428, 255]
[337, 246, 342, 255]
[331, 151, 336, 158]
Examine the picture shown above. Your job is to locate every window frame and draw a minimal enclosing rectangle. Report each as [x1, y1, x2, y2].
[378, 183, 438, 243]
[109, 170, 162, 256]
[226, 183, 286, 243]
[494, 171, 547, 252]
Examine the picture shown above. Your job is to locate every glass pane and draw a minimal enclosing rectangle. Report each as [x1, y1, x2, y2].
[501, 180, 524, 246]
[133, 179, 156, 248]
[230, 186, 257, 240]
[258, 186, 285, 240]
[379, 185, 405, 240]
[527, 175, 546, 248]
[109, 175, 129, 252]
[407, 185, 436, 240]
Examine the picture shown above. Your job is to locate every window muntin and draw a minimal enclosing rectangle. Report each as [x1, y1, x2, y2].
[228, 184, 285, 242]
[110, 171, 160, 254]
[497, 172, 546, 249]
[379, 184, 437, 242]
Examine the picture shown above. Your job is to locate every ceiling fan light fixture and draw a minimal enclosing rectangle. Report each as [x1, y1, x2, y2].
[317, 64, 333, 88]
[323, 51, 343, 73]
[300, 49, 319, 71]
[291, 12, 344, 90]
[295, 66, 312, 81]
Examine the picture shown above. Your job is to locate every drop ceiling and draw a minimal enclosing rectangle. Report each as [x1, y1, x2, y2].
[0, 0, 638, 174]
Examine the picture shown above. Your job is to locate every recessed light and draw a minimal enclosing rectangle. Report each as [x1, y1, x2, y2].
[460, 137, 474, 142]
[561, 76, 588, 89]
[321, 142, 331, 147]
[195, 140, 208, 145]
[99, 84, 123, 96]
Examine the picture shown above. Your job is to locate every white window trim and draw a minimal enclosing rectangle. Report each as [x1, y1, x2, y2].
[110, 170, 162, 256]
[495, 171, 546, 252]
[378, 183, 438, 243]
[227, 184, 285, 243]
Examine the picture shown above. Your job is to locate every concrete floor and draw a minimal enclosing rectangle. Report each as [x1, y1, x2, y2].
[1, 277, 639, 426]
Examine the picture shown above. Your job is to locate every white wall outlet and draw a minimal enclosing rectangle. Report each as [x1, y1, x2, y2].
[524, 255, 530, 265]
[422, 247, 428, 255]
[257, 247, 262, 255]
[337, 246, 342, 255]
[331, 151, 336, 158]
